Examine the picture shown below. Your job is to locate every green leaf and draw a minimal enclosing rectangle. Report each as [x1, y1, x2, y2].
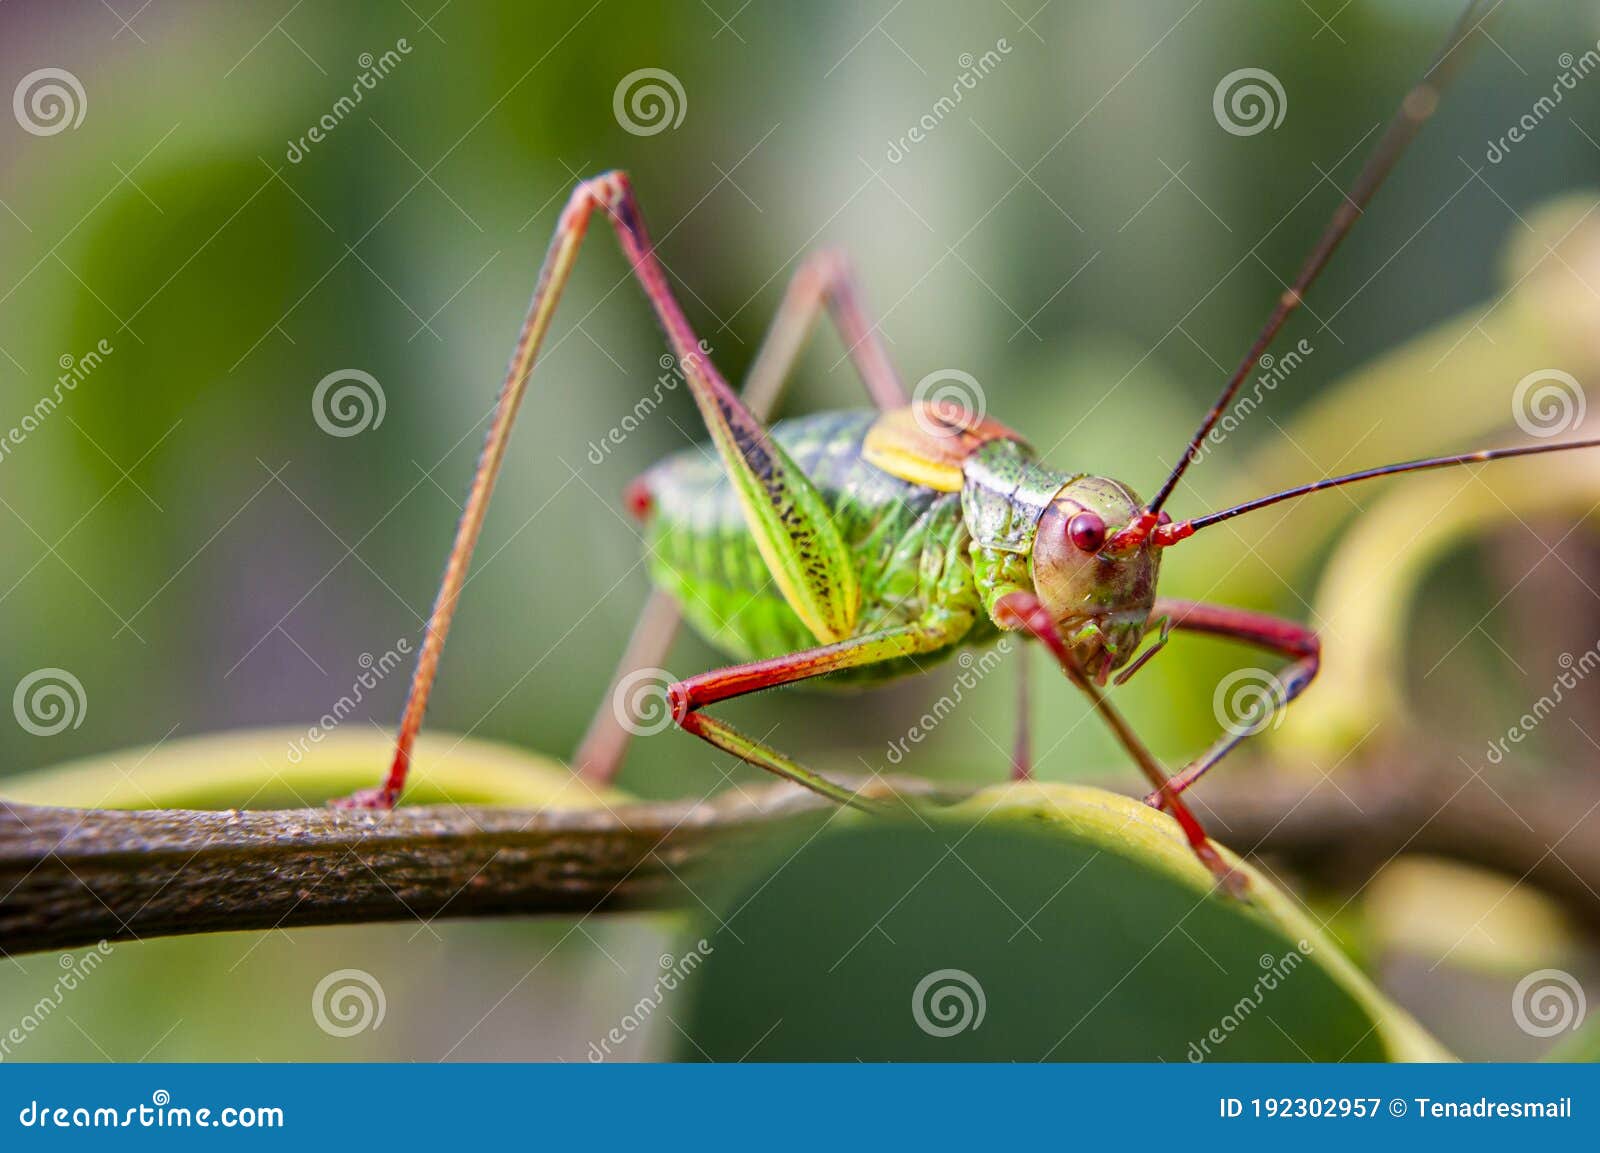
[3, 731, 1443, 1061]
[676, 783, 1449, 1061]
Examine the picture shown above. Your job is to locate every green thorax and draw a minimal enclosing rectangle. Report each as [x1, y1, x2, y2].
[960, 437, 1074, 552]
[959, 438, 1085, 620]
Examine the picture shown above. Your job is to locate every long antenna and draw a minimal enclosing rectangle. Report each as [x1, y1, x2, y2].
[1155, 435, 1600, 545]
[1127, 0, 1497, 543]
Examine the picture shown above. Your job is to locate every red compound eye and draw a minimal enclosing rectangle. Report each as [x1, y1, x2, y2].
[1067, 511, 1106, 553]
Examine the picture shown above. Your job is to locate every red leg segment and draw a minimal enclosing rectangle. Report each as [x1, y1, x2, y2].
[1148, 598, 1321, 802]
[668, 623, 956, 806]
[994, 591, 1244, 894]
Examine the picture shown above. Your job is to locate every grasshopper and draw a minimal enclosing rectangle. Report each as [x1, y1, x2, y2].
[337, 0, 1592, 893]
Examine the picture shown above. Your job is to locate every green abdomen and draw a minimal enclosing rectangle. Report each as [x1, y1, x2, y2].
[640, 410, 989, 680]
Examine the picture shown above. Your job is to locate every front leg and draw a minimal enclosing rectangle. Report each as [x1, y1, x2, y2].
[994, 591, 1245, 894]
[669, 620, 964, 806]
[1147, 599, 1321, 802]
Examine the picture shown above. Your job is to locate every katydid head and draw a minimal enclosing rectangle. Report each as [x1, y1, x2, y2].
[1030, 477, 1162, 683]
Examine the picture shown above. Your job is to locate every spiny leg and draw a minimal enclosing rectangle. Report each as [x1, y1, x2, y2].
[575, 249, 907, 786]
[352, 171, 857, 808]
[669, 622, 960, 806]
[994, 591, 1245, 894]
[1144, 599, 1321, 803]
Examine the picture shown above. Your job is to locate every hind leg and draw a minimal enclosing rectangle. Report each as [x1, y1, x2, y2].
[575, 250, 908, 785]
[344, 173, 898, 808]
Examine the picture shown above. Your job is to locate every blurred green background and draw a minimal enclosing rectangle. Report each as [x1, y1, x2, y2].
[2, 0, 1599, 1060]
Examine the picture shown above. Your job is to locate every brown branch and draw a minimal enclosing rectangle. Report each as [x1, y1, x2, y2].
[3, 756, 1597, 956]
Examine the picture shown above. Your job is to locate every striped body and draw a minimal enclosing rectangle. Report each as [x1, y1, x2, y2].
[639, 410, 1001, 683]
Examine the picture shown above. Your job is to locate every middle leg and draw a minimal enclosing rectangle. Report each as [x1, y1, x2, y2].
[1145, 598, 1321, 803]
[669, 621, 962, 806]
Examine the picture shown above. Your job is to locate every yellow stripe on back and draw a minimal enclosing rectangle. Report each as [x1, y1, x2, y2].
[862, 404, 1026, 492]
